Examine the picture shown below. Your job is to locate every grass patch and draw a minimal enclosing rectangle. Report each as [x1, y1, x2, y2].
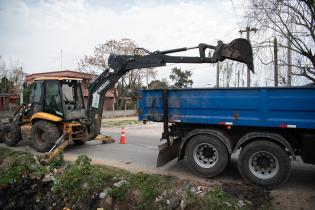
[202, 187, 240, 210]
[0, 149, 47, 185]
[52, 155, 108, 203]
[0, 147, 16, 162]
[102, 119, 141, 127]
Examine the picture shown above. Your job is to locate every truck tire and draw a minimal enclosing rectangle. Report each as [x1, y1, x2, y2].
[32, 120, 60, 152]
[2, 123, 21, 146]
[238, 140, 291, 187]
[185, 134, 229, 177]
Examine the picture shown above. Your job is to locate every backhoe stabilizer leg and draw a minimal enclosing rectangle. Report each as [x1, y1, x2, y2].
[42, 133, 68, 163]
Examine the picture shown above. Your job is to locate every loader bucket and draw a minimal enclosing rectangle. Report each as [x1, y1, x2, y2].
[220, 38, 254, 72]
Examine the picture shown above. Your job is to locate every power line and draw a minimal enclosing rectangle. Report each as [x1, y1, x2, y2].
[230, 0, 241, 30]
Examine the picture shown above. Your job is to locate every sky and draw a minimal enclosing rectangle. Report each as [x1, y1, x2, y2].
[0, 0, 247, 87]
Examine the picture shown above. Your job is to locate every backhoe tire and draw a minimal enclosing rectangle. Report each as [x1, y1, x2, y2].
[32, 120, 60, 152]
[238, 140, 291, 187]
[2, 123, 21, 146]
[185, 134, 229, 178]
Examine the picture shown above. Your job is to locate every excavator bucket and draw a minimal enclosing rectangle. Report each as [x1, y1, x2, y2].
[219, 38, 254, 72]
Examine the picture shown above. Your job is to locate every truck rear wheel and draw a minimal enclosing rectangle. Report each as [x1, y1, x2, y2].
[185, 134, 229, 177]
[32, 120, 60, 152]
[238, 140, 291, 187]
[2, 123, 21, 146]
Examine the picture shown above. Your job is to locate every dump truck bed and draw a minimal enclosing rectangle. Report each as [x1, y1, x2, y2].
[138, 87, 315, 129]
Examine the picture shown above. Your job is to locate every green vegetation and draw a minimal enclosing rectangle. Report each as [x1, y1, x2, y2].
[0, 148, 47, 184]
[102, 119, 140, 127]
[169, 67, 193, 88]
[0, 148, 270, 210]
[52, 155, 108, 202]
[202, 187, 239, 210]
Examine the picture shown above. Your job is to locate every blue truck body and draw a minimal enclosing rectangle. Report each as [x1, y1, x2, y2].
[139, 87, 315, 130]
[138, 86, 315, 186]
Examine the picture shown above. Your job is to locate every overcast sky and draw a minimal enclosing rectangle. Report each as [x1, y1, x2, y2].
[0, 0, 247, 87]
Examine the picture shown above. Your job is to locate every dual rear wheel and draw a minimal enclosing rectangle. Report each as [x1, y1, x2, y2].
[238, 140, 291, 187]
[184, 133, 291, 187]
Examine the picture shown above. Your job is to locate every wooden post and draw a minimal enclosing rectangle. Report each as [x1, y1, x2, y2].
[239, 27, 257, 87]
[216, 62, 220, 87]
[287, 36, 292, 86]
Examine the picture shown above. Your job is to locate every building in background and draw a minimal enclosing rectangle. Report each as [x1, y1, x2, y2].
[25, 70, 116, 111]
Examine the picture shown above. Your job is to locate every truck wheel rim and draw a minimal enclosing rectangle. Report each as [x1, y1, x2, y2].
[249, 151, 279, 179]
[193, 143, 218, 168]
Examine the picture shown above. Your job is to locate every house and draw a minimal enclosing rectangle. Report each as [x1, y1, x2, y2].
[25, 70, 116, 111]
[0, 93, 20, 111]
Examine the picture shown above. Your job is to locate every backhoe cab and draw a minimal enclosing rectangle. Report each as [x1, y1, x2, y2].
[2, 78, 90, 155]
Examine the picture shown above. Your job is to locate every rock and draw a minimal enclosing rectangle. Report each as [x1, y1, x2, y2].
[237, 200, 245, 208]
[168, 197, 181, 210]
[180, 198, 188, 210]
[99, 188, 111, 199]
[82, 182, 89, 189]
[113, 180, 127, 188]
[224, 201, 232, 207]
[42, 173, 54, 182]
[245, 199, 252, 205]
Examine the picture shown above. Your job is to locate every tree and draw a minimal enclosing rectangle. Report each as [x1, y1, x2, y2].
[0, 56, 23, 108]
[246, 0, 315, 83]
[78, 38, 156, 109]
[169, 67, 193, 88]
[148, 79, 169, 89]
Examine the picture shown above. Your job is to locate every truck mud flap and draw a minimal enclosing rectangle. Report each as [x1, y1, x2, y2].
[156, 139, 181, 167]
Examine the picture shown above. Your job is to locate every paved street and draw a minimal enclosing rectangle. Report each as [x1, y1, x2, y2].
[1, 122, 315, 209]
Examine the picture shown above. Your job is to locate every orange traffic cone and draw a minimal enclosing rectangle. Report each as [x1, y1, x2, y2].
[119, 127, 127, 144]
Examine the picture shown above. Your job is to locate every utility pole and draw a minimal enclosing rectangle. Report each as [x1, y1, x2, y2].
[146, 68, 149, 89]
[216, 62, 220, 87]
[274, 37, 278, 87]
[237, 70, 240, 87]
[287, 36, 292, 86]
[239, 27, 257, 87]
[19, 67, 24, 105]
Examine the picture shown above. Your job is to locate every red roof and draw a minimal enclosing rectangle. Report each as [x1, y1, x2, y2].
[25, 70, 94, 84]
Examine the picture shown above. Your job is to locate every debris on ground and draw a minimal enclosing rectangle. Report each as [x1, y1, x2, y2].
[0, 147, 272, 210]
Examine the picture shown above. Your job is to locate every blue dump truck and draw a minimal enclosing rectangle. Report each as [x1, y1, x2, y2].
[139, 86, 315, 187]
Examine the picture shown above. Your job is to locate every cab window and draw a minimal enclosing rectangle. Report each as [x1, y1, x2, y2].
[30, 81, 43, 104]
[44, 80, 63, 116]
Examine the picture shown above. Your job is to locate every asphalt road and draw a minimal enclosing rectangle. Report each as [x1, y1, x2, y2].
[1, 122, 315, 209]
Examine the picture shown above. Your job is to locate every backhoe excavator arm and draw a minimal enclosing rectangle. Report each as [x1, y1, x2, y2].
[86, 38, 254, 139]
